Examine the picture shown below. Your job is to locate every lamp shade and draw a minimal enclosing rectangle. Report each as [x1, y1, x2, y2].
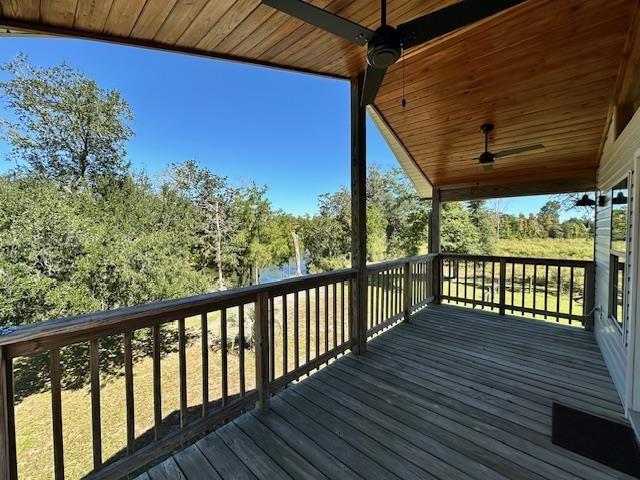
[575, 194, 596, 207]
[612, 191, 628, 205]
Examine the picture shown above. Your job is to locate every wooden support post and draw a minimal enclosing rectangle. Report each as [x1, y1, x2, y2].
[0, 346, 16, 480]
[255, 291, 270, 413]
[429, 188, 442, 304]
[428, 188, 441, 254]
[350, 75, 367, 355]
[499, 258, 507, 316]
[403, 261, 412, 322]
[584, 263, 596, 331]
[431, 255, 442, 306]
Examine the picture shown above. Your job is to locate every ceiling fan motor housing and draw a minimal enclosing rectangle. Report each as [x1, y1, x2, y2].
[367, 26, 402, 68]
[479, 151, 495, 164]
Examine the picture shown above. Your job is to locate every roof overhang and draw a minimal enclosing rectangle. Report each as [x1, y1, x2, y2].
[1, 1, 638, 201]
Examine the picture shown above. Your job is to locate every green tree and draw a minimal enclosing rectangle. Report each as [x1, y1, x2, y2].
[538, 200, 561, 235]
[169, 160, 237, 289]
[562, 218, 589, 239]
[441, 202, 480, 253]
[467, 201, 496, 254]
[0, 54, 133, 187]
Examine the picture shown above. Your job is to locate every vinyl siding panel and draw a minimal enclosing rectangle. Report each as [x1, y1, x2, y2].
[594, 108, 640, 408]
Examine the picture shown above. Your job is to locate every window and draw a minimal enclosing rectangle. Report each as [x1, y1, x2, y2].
[609, 177, 629, 329]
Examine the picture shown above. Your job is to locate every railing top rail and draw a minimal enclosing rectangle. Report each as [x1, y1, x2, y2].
[0, 267, 356, 355]
[439, 253, 594, 268]
[366, 253, 437, 273]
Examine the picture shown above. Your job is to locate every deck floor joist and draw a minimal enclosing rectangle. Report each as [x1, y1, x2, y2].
[139, 304, 631, 480]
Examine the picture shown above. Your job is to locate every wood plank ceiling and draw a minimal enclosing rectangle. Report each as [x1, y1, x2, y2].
[0, 0, 636, 193]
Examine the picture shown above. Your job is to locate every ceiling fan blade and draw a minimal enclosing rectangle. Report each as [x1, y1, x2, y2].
[398, 0, 525, 50]
[262, 0, 373, 46]
[361, 64, 388, 106]
[494, 144, 545, 158]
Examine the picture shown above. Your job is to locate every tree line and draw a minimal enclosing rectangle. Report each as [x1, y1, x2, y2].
[0, 56, 431, 332]
[0, 56, 594, 331]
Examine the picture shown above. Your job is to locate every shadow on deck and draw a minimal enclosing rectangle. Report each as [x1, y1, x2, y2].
[139, 304, 630, 480]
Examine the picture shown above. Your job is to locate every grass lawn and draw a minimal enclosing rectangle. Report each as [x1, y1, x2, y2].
[494, 238, 593, 260]
[13, 286, 357, 479]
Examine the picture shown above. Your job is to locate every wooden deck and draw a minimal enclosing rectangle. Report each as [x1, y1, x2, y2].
[139, 304, 632, 480]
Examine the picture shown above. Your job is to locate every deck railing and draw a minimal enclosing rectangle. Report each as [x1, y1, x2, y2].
[439, 254, 595, 328]
[0, 253, 435, 480]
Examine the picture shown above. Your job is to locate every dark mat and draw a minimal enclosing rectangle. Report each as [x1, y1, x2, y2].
[552, 402, 640, 478]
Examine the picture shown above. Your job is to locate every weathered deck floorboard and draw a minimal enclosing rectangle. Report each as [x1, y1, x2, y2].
[141, 305, 633, 480]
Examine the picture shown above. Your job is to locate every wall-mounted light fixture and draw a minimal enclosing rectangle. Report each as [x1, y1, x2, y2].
[575, 194, 596, 207]
[598, 195, 608, 207]
[612, 191, 628, 205]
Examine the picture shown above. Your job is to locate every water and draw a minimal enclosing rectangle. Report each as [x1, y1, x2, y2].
[260, 257, 309, 283]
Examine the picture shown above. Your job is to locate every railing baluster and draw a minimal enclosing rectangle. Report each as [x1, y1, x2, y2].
[294, 293, 300, 371]
[556, 266, 562, 322]
[510, 262, 515, 313]
[544, 265, 549, 319]
[424, 262, 427, 301]
[305, 289, 311, 364]
[456, 260, 460, 303]
[315, 286, 320, 360]
[282, 295, 288, 374]
[269, 298, 275, 381]
[398, 267, 402, 315]
[521, 263, 526, 315]
[50, 348, 64, 480]
[491, 262, 496, 310]
[124, 331, 135, 453]
[404, 261, 412, 321]
[472, 261, 477, 308]
[239, 305, 245, 396]
[392, 268, 397, 316]
[90, 339, 102, 468]
[391, 268, 396, 316]
[385, 270, 390, 321]
[375, 273, 380, 325]
[324, 285, 329, 355]
[152, 325, 162, 441]
[200, 313, 209, 415]
[569, 266, 574, 325]
[532, 264, 537, 318]
[178, 318, 187, 426]
[332, 283, 338, 348]
[481, 261, 486, 309]
[464, 260, 468, 305]
[341, 281, 346, 344]
[221, 309, 228, 405]
[368, 275, 373, 330]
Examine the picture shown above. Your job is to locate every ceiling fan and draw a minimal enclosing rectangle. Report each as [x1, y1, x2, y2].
[262, 0, 525, 106]
[478, 123, 544, 166]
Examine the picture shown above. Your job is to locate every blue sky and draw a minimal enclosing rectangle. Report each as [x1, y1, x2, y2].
[0, 37, 578, 219]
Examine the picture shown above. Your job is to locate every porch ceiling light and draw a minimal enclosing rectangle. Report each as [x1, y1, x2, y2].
[575, 194, 596, 207]
[612, 191, 628, 205]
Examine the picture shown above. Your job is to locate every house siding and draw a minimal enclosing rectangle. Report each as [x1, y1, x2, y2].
[594, 109, 640, 409]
